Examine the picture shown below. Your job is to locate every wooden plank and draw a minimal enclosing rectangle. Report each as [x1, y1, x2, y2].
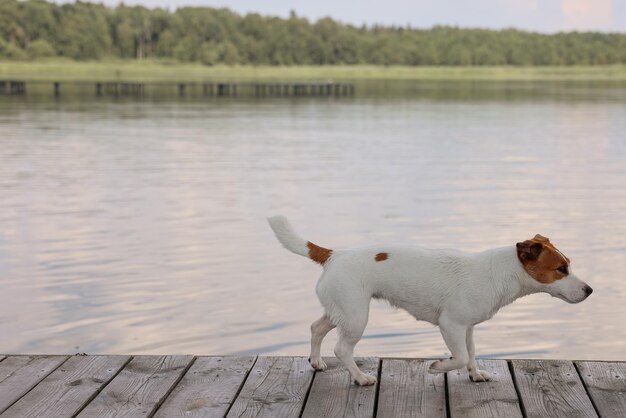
[377, 359, 446, 418]
[301, 357, 379, 418]
[2, 355, 130, 418]
[154, 356, 256, 418]
[0, 355, 68, 414]
[226, 356, 315, 418]
[77, 355, 194, 418]
[447, 359, 522, 418]
[576, 361, 626, 418]
[511, 359, 598, 418]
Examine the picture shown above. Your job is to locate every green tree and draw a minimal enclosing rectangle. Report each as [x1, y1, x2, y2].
[0, 37, 27, 60]
[1, 0, 626, 66]
[26, 38, 55, 58]
[56, 2, 111, 59]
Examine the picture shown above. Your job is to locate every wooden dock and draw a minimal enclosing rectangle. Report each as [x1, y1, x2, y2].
[0, 355, 623, 417]
[0, 80, 355, 98]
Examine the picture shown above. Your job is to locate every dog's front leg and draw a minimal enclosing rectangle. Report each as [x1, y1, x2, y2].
[466, 327, 492, 382]
[428, 319, 469, 374]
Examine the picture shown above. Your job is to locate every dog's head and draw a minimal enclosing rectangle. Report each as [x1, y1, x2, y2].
[516, 234, 592, 303]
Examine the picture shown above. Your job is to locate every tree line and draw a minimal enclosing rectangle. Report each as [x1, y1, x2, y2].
[1, 0, 625, 66]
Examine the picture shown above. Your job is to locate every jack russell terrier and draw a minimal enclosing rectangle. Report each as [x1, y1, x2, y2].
[268, 215, 592, 385]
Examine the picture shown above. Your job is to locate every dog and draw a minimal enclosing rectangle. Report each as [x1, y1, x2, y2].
[268, 215, 592, 385]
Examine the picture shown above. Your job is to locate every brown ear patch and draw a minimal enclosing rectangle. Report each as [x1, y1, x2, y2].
[517, 235, 569, 284]
[375, 252, 388, 262]
[516, 241, 543, 261]
[307, 241, 332, 265]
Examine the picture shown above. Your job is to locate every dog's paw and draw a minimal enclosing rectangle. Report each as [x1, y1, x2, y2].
[353, 373, 377, 386]
[308, 357, 327, 371]
[468, 368, 492, 382]
[428, 360, 446, 374]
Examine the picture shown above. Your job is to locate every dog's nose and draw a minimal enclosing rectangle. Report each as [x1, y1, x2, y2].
[583, 285, 593, 296]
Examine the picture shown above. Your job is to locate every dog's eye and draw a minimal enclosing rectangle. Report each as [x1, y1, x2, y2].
[557, 265, 568, 275]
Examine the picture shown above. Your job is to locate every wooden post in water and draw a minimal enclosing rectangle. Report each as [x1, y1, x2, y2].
[53, 82, 60, 97]
[9, 81, 26, 95]
[178, 83, 186, 97]
[95, 83, 102, 96]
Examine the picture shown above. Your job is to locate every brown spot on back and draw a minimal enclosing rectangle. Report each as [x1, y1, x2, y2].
[375, 252, 388, 262]
[517, 235, 570, 284]
[307, 241, 332, 265]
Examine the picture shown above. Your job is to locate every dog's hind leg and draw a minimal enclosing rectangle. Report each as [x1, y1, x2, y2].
[428, 317, 469, 374]
[333, 309, 376, 386]
[309, 315, 335, 371]
[466, 326, 492, 382]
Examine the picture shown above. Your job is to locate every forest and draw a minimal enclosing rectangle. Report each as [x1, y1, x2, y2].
[1, 0, 625, 66]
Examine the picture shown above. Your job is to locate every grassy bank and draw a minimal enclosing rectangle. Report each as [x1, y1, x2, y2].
[2, 60, 626, 82]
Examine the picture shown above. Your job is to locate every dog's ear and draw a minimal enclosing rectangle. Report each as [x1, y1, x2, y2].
[533, 234, 550, 243]
[516, 241, 543, 261]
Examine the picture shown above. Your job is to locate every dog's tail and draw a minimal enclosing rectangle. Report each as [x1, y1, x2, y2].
[267, 215, 333, 266]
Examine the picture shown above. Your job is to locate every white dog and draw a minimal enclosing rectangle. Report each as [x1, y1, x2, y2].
[268, 216, 592, 385]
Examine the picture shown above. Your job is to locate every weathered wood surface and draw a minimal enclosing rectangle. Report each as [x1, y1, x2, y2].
[0, 355, 68, 414]
[225, 356, 315, 418]
[154, 356, 256, 418]
[301, 357, 379, 418]
[576, 361, 626, 418]
[511, 359, 598, 418]
[0, 355, 624, 417]
[447, 359, 523, 418]
[2, 355, 130, 418]
[377, 359, 446, 418]
[77, 355, 193, 418]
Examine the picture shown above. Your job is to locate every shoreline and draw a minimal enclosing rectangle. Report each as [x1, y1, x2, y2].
[2, 61, 626, 82]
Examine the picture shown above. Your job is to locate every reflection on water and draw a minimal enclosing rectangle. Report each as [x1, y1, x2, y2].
[1, 81, 625, 359]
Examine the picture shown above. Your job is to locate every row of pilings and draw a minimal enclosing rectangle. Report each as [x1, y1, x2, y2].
[0, 81, 355, 98]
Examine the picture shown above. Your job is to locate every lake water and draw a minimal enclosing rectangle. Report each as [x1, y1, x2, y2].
[1, 80, 625, 360]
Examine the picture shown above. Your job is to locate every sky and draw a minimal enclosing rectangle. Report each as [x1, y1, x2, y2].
[55, 0, 626, 32]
